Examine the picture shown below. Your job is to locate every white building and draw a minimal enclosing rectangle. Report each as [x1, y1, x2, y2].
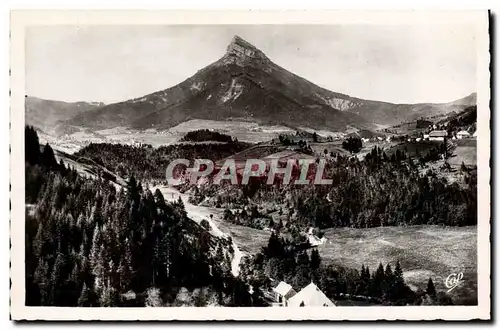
[457, 130, 471, 139]
[307, 228, 327, 246]
[287, 282, 336, 307]
[272, 281, 297, 307]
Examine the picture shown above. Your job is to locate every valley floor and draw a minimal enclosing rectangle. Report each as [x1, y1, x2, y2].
[149, 185, 477, 305]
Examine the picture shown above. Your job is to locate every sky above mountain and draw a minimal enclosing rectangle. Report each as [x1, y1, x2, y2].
[26, 24, 477, 105]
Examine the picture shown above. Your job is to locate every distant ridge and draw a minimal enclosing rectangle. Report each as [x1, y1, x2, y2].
[25, 96, 105, 134]
[54, 35, 476, 131]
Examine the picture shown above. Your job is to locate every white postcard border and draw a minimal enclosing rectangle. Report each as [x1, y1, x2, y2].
[10, 9, 491, 321]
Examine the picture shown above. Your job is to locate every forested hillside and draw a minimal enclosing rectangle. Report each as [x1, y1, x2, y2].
[73, 140, 252, 182]
[180, 129, 234, 143]
[25, 126, 260, 307]
[193, 146, 477, 230]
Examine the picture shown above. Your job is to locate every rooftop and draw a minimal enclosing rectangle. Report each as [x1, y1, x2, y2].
[287, 282, 335, 307]
[273, 281, 294, 297]
[429, 130, 448, 137]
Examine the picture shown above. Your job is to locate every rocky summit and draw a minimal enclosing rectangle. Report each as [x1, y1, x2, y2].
[223, 35, 269, 66]
[62, 35, 475, 133]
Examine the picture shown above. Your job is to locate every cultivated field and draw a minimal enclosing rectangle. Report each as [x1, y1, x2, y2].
[386, 141, 442, 158]
[41, 120, 297, 151]
[209, 217, 477, 304]
[169, 119, 295, 143]
[448, 139, 477, 167]
[309, 140, 398, 159]
[318, 225, 477, 304]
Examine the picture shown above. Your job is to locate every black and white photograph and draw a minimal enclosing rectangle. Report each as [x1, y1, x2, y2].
[10, 10, 490, 321]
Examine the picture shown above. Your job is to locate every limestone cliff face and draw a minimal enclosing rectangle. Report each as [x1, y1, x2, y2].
[314, 95, 363, 111]
[222, 36, 269, 66]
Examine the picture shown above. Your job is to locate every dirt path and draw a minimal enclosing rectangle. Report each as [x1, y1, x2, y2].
[150, 185, 244, 277]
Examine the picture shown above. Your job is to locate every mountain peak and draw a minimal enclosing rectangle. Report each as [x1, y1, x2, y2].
[225, 35, 267, 64]
[228, 35, 257, 50]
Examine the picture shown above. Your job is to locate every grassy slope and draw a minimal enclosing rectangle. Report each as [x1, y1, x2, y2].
[213, 219, 271, 255]
[211, 217, 478, 304]
[448, 139, 477, 167]
[53, 149, 127, 187]
[386, 141, 442, 157]
[319, 225, 477, 304]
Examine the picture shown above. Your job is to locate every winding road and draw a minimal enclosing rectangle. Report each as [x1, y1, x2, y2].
[150, 185, 244, 277]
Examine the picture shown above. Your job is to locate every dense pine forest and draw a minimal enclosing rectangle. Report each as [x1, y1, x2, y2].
[192, 146, 477, 230]
[74, 140, 252, 182]
[180, 129, 234, 143]
[25, 126, 258, 307]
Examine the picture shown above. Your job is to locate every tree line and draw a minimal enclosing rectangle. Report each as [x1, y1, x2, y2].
[25, 126, 260, 307]
[180, 129, 234, 143]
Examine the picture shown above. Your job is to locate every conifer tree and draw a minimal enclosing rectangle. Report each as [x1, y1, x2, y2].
[89, 226, 102, 272]
[294, 251, 311, 289]
[77, 283, 94, 307]
[99, 278, 113, 307]
[127, 175, 140, 205]
[371, 263, 385, 297]
[50, 253, 65, 305]
[310, 249, 321, 270]
[41, 143, 58, 169]
[394, 261, 404, 283]
[33, 258, 49, 305]
[426, 278, 436, 297]
[25, 126, 41, 165]
[121, 238, 134, 289]
[268, 217, 274, 229]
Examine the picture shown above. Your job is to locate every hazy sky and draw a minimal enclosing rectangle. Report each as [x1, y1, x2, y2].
[26, 24, 477, 104]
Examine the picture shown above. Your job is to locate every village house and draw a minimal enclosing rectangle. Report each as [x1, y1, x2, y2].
[307, 227, 328, 246]
[457, 130, 471, 139]
[272, 281, 335, 307]
[428, 130, 447, 141]
[287, 282, 336, 307]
